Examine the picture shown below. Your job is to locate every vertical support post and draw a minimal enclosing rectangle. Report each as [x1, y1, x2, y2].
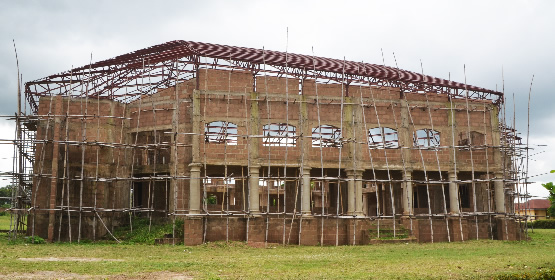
[449, 171, 460, 214]
[169, 87, 179, 213]
[249, 165, 261, 215]
[354, 170, 364, 216]
[191, 90, 201, 162]
[301, 167, 312, 215]
[48, 95, 63, 242]
[494, 172, 505, 214]
[188, 163, 202, 214]
[347, 170, 355, 215]
[402, 170, 413, 215]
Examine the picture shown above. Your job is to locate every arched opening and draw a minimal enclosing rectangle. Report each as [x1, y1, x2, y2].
[205, 121, 238, 145]
[312, 125, 342, 147]
[368, 127, 399, 149]
[262, 123, 296, 146]
[413, 129, 440, 148]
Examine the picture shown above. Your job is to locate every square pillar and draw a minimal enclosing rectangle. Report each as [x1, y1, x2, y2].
[249, 166, 261, 215]
[188, 163, 202, 214]
[301, 167, 312, 216]
[184, 217, 204, 245]
[449, 171, 460, 214]
[494, 172, 505, 214]
[402, 171, 413, 215]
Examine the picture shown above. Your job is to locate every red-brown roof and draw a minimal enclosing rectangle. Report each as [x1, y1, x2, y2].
[516, 199, 551, 210]
[25, 40, 504, 114]
[68, 40, 501, 96]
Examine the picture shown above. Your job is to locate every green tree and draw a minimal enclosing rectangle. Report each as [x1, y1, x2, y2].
[542, 170, 555, 218]
[0, 185, 13, 208]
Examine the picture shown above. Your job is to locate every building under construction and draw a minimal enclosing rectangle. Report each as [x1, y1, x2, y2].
[10, 40, 526, 245]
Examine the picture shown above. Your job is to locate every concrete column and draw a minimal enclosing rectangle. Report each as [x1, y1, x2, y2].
[347, 170, 355, 215]
[449, 171, 460, 214]
[354, 170, 364, 216]
[301, 167, 312, 215]
[191, 90, 201, 162]
[249, 166, 261, 215]
[402, 171, 413, 215]
[494, 172, 505, 213]
[399, 99, 413, 171]
[188, 163, 202, 214]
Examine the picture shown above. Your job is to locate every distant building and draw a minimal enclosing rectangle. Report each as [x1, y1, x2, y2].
[516, 199, 552, 221]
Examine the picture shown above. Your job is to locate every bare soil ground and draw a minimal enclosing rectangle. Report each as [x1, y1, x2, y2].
[2, 271, 192, 280]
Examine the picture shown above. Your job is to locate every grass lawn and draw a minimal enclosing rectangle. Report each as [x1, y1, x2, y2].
[0, 214, 12, 230]
[0, 224, 553, 279]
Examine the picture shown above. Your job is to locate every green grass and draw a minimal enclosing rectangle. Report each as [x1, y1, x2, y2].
[0, 228, 554, 279]
[0, 214, 13, 230]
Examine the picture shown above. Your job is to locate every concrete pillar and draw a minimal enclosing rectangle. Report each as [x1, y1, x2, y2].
[399, 99, 414, 172]
[188, 163, 202, 214]
[402, 170, 413, 215]
[354, 170, 364, 216]
[301, 167, 312, 215]
[362, 193, 368, 216]
[249, 166, 261, 215]
[191, 90, 201, 162]
[494, 172, 505, 213]
[347, 170, 355, 215]
[449, 171, 460, 214]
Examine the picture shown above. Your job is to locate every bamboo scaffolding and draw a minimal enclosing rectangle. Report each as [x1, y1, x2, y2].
[5, 41, 531, 246]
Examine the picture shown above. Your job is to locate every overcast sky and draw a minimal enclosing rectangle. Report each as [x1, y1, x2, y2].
[0, 0, 553, 198]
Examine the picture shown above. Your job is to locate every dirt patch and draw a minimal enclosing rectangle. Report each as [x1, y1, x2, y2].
[18, 257, 124, 262]
[246, 241, 279, 248]
[112, 272, 193, 279]
[1, 271, 192, 279]
[2, 271, 95, 279]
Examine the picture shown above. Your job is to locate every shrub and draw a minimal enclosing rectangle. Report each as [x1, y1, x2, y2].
[113, 216, 183, 244]
[24, 236, 46, 244]
[528, 220, 555, 229]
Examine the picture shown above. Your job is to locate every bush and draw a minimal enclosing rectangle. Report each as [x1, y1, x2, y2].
[113, 216, 183, 244]
[23, 236, 46, 244]
[528, 220, 555, 229]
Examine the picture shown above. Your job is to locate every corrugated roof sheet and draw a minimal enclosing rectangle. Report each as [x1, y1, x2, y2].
[65, 40, 501, 96]
[516, 199, 551, 210]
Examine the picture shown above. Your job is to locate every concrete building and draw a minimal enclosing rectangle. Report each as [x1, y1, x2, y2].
[17, 41, 524, 244]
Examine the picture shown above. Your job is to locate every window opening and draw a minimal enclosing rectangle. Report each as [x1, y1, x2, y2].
[312, 125, 342, 147]
[205, 121, 238, 145]
[262, 123, 296, 146]
[368, 127, 399, 149]
[413, 129, 440, 148]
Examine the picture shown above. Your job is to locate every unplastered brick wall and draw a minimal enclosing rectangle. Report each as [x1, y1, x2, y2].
[255, 75, 299, 94]
[187, 68, 500, 172]
[198, 68, 253, 93]
[199, 94, 248, 119]
[362, 102, 403, 126]
[259, 98, 300, 121]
